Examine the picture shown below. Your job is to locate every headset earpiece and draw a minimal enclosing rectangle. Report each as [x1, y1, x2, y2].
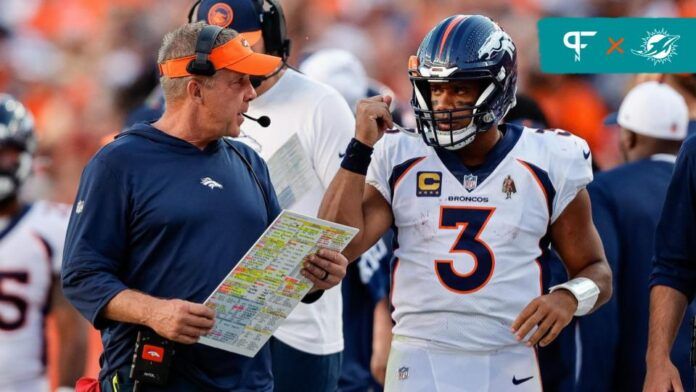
[186, 25, 224, 76]
[187, 0, 202, 23]
[186, 0, 291, 61]
[261, 0, 290, 60]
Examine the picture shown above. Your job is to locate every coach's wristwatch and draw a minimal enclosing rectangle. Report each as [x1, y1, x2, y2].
[549, 277, 600, 316]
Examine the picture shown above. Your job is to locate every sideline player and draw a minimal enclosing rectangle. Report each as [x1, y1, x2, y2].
[578, 81, 691, 392]
[319, 15, 612, 391]
[0, 94, 87, 391]
[644, 80, 696, 392]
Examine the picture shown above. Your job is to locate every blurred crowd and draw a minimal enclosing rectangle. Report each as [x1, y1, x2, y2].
[1, 0, 695, 206]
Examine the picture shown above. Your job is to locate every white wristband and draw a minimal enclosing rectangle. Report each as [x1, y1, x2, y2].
[549, 277, 600, 316]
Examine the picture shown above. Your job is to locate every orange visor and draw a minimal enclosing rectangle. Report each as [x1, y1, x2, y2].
[158, 35, 282, 78]
[240, 30, 262, 46]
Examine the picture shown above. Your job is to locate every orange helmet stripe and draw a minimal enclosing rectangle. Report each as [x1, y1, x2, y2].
[437, 15, 467, 60]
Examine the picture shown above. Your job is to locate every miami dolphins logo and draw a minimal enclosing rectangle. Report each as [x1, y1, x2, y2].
[631, 29, 680, 65]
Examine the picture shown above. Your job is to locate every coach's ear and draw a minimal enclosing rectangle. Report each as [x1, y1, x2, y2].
[187, 78, 205, 104]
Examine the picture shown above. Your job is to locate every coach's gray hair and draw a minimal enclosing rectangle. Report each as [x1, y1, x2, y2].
[157, 22, 238, 104]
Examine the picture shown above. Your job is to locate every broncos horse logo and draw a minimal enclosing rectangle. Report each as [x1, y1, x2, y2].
[201, 177, 223, 190]
[478, 30, 515, 61]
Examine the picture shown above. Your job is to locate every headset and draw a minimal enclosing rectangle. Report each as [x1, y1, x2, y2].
[188, 0, 291, 61]
[181, 24, 273, 123]
[181, 25, 272, 221]
[186, 24, 225, 76]
[259, 0, 291, 61]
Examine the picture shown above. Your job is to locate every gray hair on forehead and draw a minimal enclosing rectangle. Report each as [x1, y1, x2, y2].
[158, 22, 239, 104]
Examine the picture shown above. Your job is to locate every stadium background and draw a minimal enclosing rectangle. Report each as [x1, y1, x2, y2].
[0, 0, 694, 388]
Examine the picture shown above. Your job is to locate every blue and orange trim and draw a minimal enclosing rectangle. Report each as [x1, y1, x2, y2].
[388, 156, 426, 202]
[437, 15, 468, 60]
[516, 159, 556, 219]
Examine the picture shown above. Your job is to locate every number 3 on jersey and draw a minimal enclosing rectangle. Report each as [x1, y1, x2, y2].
[435, 206, 496, 294]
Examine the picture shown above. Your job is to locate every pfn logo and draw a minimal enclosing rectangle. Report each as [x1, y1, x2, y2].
[563, 31, 597, 61]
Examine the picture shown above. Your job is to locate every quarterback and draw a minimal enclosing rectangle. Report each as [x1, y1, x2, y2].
[318, 15, 612, 391]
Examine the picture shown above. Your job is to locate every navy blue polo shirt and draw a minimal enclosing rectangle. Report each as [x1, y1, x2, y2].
[62, 123, 281, 391]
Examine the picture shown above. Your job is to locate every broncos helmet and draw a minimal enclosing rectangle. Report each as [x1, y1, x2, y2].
[0, 94, 36, 202]
[409, 15, 517, 150]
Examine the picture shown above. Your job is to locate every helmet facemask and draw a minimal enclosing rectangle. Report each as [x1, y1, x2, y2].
[0, 95, 37, 204]
[0, 147, 32, 204]
[410, 71, 504, 151]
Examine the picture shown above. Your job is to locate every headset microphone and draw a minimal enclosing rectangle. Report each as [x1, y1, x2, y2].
[242, 113, 271, 127]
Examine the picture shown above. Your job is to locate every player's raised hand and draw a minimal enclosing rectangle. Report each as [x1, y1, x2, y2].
[355, 95, 394, 147]
[643, 359, 684, 392]
[301, 248, 348, 290]
[511, 290, 577, 347]
[146, 298, 216, 344]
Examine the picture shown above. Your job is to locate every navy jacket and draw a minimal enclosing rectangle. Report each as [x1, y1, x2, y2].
[652, 136, 696, 300]
[580, 156, 695, 392]
[62, 123, 281, 391]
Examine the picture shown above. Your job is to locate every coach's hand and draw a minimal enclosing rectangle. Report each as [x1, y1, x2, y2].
[643, 358, 684, 392]
[355, 95, 393, 147]
[147, 299, 215, 344]
[511, 290, 577, 347]
[301, 249, 348, 291]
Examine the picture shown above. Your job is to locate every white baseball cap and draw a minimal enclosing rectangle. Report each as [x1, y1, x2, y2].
[617, 81, 688, 140]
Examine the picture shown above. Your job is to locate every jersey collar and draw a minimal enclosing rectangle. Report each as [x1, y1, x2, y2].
[434, 123, 523, 190]
[0, 204, 32, 242]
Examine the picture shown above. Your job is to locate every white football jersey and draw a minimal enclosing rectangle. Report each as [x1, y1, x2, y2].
[366, 124, 592, 352]
[0, 201, 70, 387]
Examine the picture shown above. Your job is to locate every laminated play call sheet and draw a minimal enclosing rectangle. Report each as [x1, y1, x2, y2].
[199, 210, 358, 357]
[266, 133, 322, 209]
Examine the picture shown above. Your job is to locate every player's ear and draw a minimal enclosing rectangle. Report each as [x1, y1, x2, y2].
[619, 127, 636, 151]
[627, 130, 638, 150]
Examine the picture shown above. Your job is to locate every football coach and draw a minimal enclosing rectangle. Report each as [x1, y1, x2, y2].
[62, 22, 348, 392]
